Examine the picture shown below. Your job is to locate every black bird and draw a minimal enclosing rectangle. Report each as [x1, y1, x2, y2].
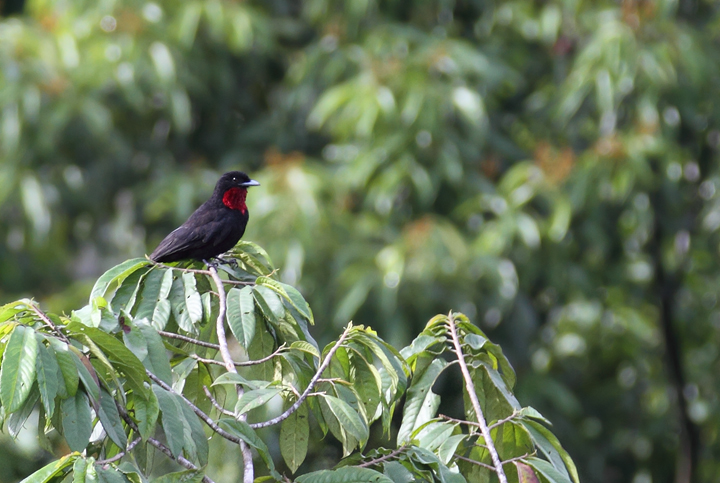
[150, 171, 260, 263]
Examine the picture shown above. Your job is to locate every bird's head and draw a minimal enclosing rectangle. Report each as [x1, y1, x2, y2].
[215, 171, 260, 213]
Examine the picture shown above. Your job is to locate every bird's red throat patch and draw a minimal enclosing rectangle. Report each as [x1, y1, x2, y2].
[222, 188, 248, 214]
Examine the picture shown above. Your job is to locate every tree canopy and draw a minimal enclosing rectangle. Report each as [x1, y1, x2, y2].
[1, 0, 719, 482]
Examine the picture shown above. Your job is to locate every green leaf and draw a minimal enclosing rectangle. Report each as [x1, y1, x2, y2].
[291, 341, 320, 359]
[321, 394, 369, 444]
[226, 286, 256, 349]
[70, 350, 101, 406]
[96, 465, 133, 483]
[521, 420, 579, 483]
[67, 321, 148, 398]
[35, 337, 59, 416]
[8, 386, 39, 437]
[182, 273, 203, 325]
[235, 387, 283, 415]
[0, 325, 38, 412]
[98, 389, 128, 449]
[72, 457, 87, 483]
[61, 391, 93, 452]
[48, 338, 79, 398]
[152, 385, 185, 458]
[136, 321, 173, 385]
[397, 358, 447, 444]
[211, 372, 269, 389]
[218, 419, 280, 479]
[18, 452, 78, 483]
[280, 403, 309, 473]
[178, 396, 209, 466]
[297, 467, 394, 483]
[515, 461, 541, 483]
[524, 457, 573, 483]
[91, 259, 150, 302]
[133, 390, 159, 441]
[256, 277, 313, 323]
[253, 285, 285, 323]
[133, 269, 165, 322]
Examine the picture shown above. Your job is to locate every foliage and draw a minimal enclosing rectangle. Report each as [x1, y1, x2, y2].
[1, 0, 719, 482]
[0, 245, 576, 483]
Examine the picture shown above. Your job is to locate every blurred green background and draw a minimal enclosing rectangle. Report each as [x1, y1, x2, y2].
[1, 0, 719, 481]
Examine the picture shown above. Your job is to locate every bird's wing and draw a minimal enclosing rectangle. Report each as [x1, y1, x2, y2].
[150, 207, 231, 261]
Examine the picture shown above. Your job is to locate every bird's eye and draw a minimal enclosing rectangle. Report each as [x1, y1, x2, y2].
[232, 177, 236, 181]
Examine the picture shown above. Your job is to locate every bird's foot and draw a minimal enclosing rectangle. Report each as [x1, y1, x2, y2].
[202, 259, 219, 270]
[216, 255, 239, 268]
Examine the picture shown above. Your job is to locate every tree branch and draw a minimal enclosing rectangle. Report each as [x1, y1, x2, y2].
[205, 263, 254, 483]
[97, 437, 141, 465]
[358, 445, 409, 468]
[203, 385, 236, 417]
[250, 323, 353, 429]
[158, 330, 221, 350]
[28, 302, 69, 344]
[447, 312, 508, 483]
[190, 343, 286, 367]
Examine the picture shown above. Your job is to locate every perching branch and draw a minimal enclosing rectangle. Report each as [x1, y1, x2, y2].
[447, 312, 508, 483]
[29, 302, 69, 344]
[205, 263, 254, 483]
[250, 323, 353, 429]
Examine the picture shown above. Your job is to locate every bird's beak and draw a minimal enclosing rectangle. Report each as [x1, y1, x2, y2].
[240, 179, 260, 187]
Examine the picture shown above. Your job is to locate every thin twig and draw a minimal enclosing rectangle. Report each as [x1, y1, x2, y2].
[488, 410, 520, 431]
[147, 257, 254, 285]
[454, 454, 495, 471]
[358, 445, 409, 468]
[97, 437, 141, 465]
[447, 312, 508, 483]
[206, 263, 254, 483]
[190, 343, 286, 367]
[203, 385, 236, 417]
[439, 414, 482, 430]
[250, 323, 353, 429]
[28, 302, 69, 343]
[158, 330, 221, 350]
[146, 371, 242, 445]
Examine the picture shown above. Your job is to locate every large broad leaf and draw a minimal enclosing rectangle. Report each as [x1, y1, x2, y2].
[133, 390, 159, 441]
[98, 389, 128, 449]
[524, 457, 573, 483]
[8, 386, 39, 437]
[61, 391, 93, 452]
[152, 385, 186, 458]
[136, 321, 173, 385]
[35, 336, 59, 416]
[226, 286, 256, 349]
[91, 259, 149, 301]
[297, 467, 394, 483]
[66, 321, 148, 398]
[133, 269, 166, 321]
[253, 285, 285, 323]
[280, 403, 309, 473]
[18, 452, 78, 483]
[178, 395, 209, 466]
[321, 394, 369, 445]
[255, 276, 313, 324]
[47, 338, 79, 398]
[234, 387, 283, 415]
[521, 420, 579, 483]
[0, 325, 38, 412]
[397, 358, 447, 444]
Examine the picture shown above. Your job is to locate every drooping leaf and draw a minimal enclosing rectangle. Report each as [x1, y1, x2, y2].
[136, 321, 173, 385]
[521, 420, 579, 483]
[280, 403, 309, 473]
[253, 285, 285, 323]
[91, 259, 150, 302]
[98, 389, 128, 449]
[226, 286, 256, 349]
[47, 338, 79, 398]
[152, 469, 205, 483]
[152, 385, 185, 458]
[178, 395, 209, 466]
[61, 391, 93, 452]
[0, 325, 38, 412]
[321, 394, 369, 445]
[133, 390, 160, 441]
[397, 358, 447, 444]
[218, 419, 280, 479]
[35, 336, 59, 416]
[235, 387, 283, 415]
[255, 277, 313, 324]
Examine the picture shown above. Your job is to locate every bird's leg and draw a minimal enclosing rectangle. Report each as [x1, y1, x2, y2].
[202, 259, 219, 270]
[216, 255, 239, 268]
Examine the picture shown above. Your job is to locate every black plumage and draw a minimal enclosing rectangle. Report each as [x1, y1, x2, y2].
[150, 171, 260, 263]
